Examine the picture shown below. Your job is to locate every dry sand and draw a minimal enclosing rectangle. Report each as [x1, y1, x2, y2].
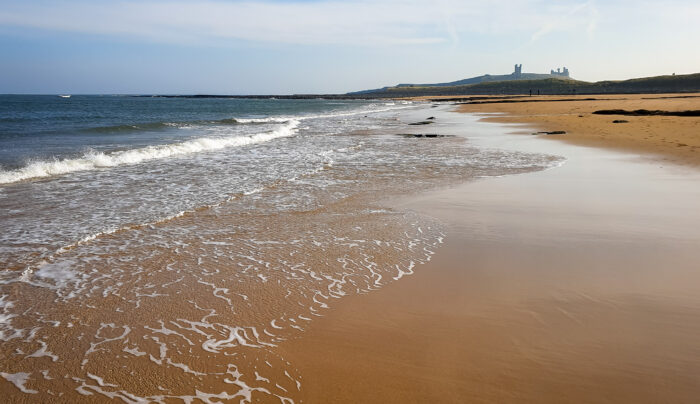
[457, 93, 700, 166]
[279, 97, 700, 403]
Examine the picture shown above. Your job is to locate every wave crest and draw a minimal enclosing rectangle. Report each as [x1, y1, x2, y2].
[0, 120, 299, 185]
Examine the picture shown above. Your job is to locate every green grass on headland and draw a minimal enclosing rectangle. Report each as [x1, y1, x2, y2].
[361, 73, 700, 98]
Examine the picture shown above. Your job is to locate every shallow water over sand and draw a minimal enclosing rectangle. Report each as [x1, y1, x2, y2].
[0, 101, 561, 402]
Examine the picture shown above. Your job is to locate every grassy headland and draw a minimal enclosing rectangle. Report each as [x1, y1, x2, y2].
[366, 73, 700, 98]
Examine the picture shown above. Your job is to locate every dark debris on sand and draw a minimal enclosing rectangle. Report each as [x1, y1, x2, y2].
[396, 134, 449, 138]
[532, 130, 567, 135]
[593, 109, 700, 117]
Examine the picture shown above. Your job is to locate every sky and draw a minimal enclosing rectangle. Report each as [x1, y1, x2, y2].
[0, 0, 699, 94]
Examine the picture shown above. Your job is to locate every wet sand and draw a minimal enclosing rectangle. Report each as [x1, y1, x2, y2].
[280, 102, 700, 402]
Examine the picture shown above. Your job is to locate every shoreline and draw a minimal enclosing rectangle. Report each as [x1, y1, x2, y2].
[3, 96, 699, 401]
[280, 100, 700, 402]
[3, 100, 549, 401]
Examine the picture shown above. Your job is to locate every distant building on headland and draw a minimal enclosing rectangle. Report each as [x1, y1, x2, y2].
[511, 64, 571, 78]
[513, 64, 523, 78]
[550, 67, 570, 77]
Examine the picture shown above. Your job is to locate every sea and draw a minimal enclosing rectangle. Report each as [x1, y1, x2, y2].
[0, 95, 561, 402]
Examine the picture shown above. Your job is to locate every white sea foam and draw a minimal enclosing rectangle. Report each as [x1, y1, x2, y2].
[233, 102, 414, 127]
[87, 373, 117, 387]
[0, 372, 38, 394]
[0, 295, 19, 341]
[32, 260, 83, 291]
[0, 120, 299, 185]
[26, 340, 59, 362]
[235, 117, 292, 124]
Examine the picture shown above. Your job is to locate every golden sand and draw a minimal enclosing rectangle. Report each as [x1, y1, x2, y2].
[279, 94, 700, 403]
[456, 93, 700, 166]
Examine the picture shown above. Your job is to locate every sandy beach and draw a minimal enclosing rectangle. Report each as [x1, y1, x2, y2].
[1, 95, 698, 402]
[3, 1, 700, 402]
[280, 96, 700, 403]
[457, 93, 700, 166]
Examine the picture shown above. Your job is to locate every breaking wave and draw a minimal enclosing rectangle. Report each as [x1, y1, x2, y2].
[79, 103, 409, 135]
[0, 120, 299, 185]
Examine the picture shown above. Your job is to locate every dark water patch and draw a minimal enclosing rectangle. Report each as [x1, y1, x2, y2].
[79, 117, 271, 134]
[81, 121, 176, 133]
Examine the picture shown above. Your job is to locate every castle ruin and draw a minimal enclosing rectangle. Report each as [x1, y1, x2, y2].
[513, 64, 523, 78]
[511, 64, 571, 78]
[550, 67, 570, 77]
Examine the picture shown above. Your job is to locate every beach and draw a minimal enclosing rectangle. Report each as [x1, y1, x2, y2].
[3, 0, 699, 401]
[280, 95, 700, 402]
[1, 95, 699, 402]
[0, 97, 557, 401]
[457, 93, 700, 166]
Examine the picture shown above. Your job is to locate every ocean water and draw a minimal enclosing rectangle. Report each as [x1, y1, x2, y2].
[0, 95, 561, 402]
[0, 96, 410, 269]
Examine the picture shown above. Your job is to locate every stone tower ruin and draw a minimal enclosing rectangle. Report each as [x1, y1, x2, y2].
[550, 67, 570, 77]
[513, 64, 523, 78]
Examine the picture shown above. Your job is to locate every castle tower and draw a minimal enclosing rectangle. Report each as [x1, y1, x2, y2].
[513, 64, 522, 78]
[550, 67, 571, 77]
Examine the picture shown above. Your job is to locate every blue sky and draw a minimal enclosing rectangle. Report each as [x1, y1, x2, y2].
[1, 0, 699, 94]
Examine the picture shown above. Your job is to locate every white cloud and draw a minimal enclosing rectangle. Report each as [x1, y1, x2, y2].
[0, 0, 453, 46]
[0, 0, 697, 50]
[0, 0, 610, 46]
[528, 1, 599, 43]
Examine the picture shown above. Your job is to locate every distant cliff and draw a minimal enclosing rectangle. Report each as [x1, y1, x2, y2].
[350, 64, 574, 95]
[349, 73, 700, 98]
[351, 74, 575, 95]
